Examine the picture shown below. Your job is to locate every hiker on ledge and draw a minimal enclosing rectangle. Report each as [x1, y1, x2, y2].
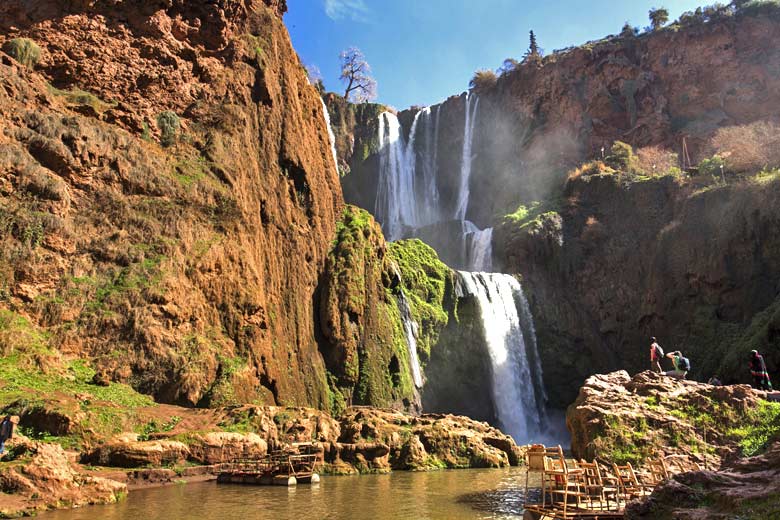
[649, 337, 664, 373]
[0, 416, 18, 455]
[665, 351, 689, 380]
[750, 350, 772, 391]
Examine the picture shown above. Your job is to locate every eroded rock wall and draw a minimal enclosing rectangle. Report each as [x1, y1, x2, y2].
[0, 0, 343, 407]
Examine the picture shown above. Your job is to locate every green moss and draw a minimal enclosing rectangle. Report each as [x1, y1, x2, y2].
[0, 310, 155, 448]
[2, 38, 41, 68]
[47, 84, 116, 113]
[388, 239, 451, 363]
[503, 200, 561, 232]
[728, 401, 780, 456]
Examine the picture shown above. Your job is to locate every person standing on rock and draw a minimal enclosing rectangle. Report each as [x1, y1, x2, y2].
[750, 350, 772, 391]
[650, 337, 664, 373]
[665, 350, 689, 380]
[0, 416, 17, 455]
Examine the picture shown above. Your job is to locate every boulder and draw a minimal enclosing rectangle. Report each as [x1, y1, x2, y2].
[85, 440, 190, 468]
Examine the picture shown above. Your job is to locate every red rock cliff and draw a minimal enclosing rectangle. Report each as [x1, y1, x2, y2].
[0, 0, 344, 407]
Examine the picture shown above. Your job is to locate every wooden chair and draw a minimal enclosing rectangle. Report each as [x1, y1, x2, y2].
[542, 445, 586, 515]
[612, 462, 652, 504]
[646, 457, 670, 487]
[576, 459, 620, 512]
[524, 444, 547, 505]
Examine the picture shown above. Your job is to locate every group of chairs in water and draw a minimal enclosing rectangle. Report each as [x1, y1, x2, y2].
[522, 445, 700, 519]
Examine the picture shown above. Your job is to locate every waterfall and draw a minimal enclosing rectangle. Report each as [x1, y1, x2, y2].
[417, 106, 441, 225]
[375, 111, 422, 240]
[457, 272, 546, 444]
[397, 290, 424, 389]
[454, 93, 480, 221]
[464, 224, 493, 272]
[320, 98, 339, 174]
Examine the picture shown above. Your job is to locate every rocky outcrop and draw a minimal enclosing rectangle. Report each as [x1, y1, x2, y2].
[317, 206, 421, 411]
[497, 172, 780, 406]
[0, 440, 126, 517]
[0, 0, 342, 408]
[567, 370, 767, 468]
[627, 442, 780, 519]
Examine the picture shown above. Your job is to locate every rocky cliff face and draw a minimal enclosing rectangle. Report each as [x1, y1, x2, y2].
[332, 8, 780, 408]
[0, 0, 344, 408]
[340, 10, 780, 228]
[496, 172, 780, 406]
[568, 370, 780, 520]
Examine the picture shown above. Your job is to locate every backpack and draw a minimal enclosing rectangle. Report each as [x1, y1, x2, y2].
[679, 356, 691, 372]
[654, 344, 665, 359]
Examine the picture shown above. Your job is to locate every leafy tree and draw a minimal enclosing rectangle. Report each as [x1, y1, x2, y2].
[621, 22, 639, 38]
[649, 7, 670, 30]
[339, 47, 377, 103]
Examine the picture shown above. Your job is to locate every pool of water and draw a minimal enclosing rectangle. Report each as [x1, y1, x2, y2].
[44, 467, 540, 519]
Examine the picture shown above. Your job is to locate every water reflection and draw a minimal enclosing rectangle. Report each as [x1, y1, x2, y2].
[43, 468, 540, 520]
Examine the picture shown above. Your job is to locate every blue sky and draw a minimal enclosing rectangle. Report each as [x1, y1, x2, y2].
[286, 1, 706, 109]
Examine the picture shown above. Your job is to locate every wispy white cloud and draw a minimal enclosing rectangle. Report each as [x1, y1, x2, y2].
[324, 0, 370, 22]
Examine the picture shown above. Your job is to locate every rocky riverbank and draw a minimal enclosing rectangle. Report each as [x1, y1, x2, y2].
[567, 370, 780, 518]
[0, 403, 520, 517]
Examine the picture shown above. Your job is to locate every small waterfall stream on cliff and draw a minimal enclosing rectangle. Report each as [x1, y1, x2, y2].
[397, 290, 424, 389]
[320, 98, 339, 173]
[458, 272, 547, 443]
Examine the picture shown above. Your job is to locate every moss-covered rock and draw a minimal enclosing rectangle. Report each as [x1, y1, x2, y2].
[318, 206, 417, 411]
[388, 239, 452, 363]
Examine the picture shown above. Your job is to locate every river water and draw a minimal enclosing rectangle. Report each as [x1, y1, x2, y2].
[44, 467, 539, 519]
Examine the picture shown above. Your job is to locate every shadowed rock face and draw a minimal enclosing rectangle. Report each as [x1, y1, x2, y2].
[496, 174, 780, 406]
[626, 442, 780, 519]
[0, 0, 343, 407]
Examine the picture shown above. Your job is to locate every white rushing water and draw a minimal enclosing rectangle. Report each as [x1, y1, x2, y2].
[320, 98, 339, 174]
[463, 221, 493, 272]
[454, 93, 480, 221]
[375, 111, 419, 240]
[397, 290, 424, 389]
[457, 272, 546, 444]
[416, 106, 441, 225]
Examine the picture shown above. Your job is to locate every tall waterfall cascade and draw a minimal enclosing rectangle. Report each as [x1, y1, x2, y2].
[367, 92, 555, 443]
[454, 93, 479, 222]
[457, 272, 548, 444]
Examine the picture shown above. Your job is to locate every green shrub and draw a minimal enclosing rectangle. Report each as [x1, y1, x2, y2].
[2, 38, 41, 68]
[605, 141, 637, 171]
[469, 69, 498, 93]
[698, 155, 727, 179]
[157, 111, 181, 147]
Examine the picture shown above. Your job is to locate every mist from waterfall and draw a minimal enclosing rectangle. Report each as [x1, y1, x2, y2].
[320, 98, 339, 174]
[457, 272, 547, 444]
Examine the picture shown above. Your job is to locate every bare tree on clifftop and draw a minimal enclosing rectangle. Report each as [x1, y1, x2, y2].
[339, 47, 377, 102]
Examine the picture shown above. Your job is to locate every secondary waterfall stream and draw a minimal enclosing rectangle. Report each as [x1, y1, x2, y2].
[371, 92, 552, 443]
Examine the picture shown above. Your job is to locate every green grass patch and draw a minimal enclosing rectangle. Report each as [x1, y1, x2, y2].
[47, 84, 116, 112]
[728, 401, 780, 457]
